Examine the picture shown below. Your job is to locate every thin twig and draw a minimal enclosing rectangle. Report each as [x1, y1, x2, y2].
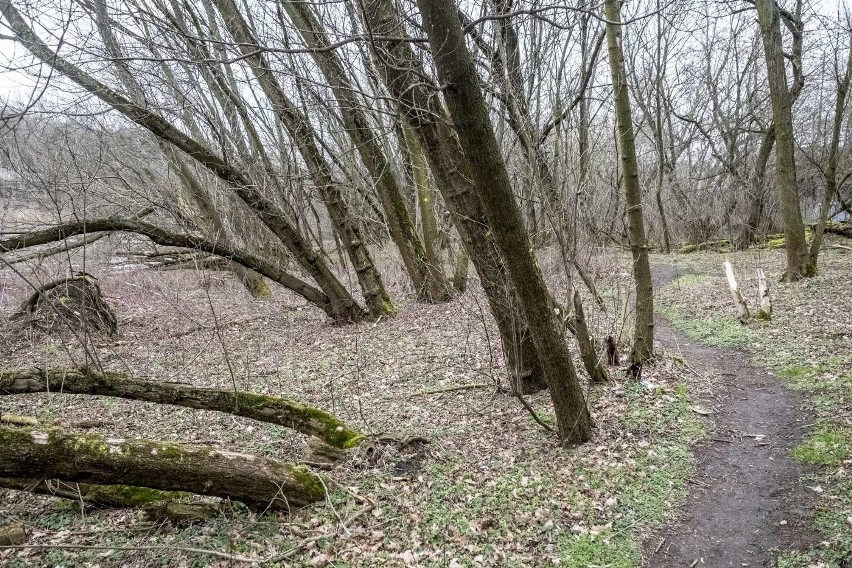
[514, 391, 555, 433]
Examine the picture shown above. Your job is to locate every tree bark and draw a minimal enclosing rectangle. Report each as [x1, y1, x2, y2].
[0, 477, 190, 508]
[755, 0, 810, 281]
[604, 0, 655, 363]
[573, 290, 608, 383]
[0, 367, 362, 449]
[0, 426, 325, 509]
[416, 0, 592, 444]
[359, 0, 549, 395]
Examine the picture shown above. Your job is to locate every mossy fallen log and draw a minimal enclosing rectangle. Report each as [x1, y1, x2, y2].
[0, 426, 326, 510]
[0, 367, 362, 449]
[824, 221, 852, 238]
[0, 477, 188, 508]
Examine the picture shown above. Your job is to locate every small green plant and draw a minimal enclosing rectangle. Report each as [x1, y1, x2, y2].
[792, 424, 851, 467]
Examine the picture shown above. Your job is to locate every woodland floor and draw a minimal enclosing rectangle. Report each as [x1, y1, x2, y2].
[0, 238, 850, 567]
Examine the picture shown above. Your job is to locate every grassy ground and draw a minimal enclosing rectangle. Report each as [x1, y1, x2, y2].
[0, 247, 703, 566]
[655, 242, 852, 567]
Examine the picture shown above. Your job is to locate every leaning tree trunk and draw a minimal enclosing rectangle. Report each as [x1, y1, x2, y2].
[0, 368, 362, 449]
[0, 426, 325, 509]
[738, 128, 776, 249]
[417, 0, 593, 444]
[604, 0, 654, 364]
[755, 0, 810, 281]
[282, 1, 448, 303]
[360, 0, 548, 395]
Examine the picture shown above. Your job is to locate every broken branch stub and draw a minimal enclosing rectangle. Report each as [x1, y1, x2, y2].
[724, 260, 751, 323]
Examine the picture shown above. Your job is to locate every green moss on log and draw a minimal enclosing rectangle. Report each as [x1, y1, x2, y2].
[678, 240, 732, 254]
[0, 426, 327, 509]
[0, 367, 362, 449]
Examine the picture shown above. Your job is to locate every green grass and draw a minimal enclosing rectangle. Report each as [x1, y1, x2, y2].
[658, 304, 760, 347]
[792, 424, 851, 467]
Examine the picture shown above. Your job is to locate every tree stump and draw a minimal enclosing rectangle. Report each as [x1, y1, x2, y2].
[12, 273, 118, 335]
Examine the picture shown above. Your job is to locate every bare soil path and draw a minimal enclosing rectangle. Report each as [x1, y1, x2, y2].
[644, 264, 818, 568]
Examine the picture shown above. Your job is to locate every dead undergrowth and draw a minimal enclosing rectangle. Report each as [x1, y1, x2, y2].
[1, 244, 704, 567]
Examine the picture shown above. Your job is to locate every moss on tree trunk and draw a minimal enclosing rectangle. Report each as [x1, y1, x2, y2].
[0, 426, 326, 509]
[0, 368, 362, 449]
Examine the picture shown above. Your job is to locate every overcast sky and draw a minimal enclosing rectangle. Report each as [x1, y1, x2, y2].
[1, 0, 849, 106]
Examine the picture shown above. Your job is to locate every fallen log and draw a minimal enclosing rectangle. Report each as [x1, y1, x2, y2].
[0, 367, 362, 449]
[0, 477, 188, 508]
[0, 426, 325, 510]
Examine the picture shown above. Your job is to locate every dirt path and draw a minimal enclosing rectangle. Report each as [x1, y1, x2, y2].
[644, 265, 818, 568]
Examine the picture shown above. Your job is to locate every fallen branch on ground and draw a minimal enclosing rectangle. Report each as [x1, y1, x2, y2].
[0, 367, 362, 449]
[0, 425, 326, 510]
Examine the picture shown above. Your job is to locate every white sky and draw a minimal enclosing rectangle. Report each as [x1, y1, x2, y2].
[0, 0, 849, 105]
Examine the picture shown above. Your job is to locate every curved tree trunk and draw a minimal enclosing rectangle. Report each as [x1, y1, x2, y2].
[0, 426, 325, 509]
[0, 219, 339, 319]
[0, 368, 362, 449]
[755, 0, 810, 281]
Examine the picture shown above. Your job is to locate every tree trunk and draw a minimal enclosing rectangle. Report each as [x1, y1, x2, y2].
[604, 0, 655, 364]
[573, 289, 608, 383]
[359, 0, 549, 395]
[739, 128, 776, 249]
[755, 0, 810, 281]
[282, 1, 448, 302]
[403, 123, 451, 301]
[416, 0, 593, 444]
[807, 33, 852, 275]
[0, 426, 325, 509]
[0, 368, 362, 449]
